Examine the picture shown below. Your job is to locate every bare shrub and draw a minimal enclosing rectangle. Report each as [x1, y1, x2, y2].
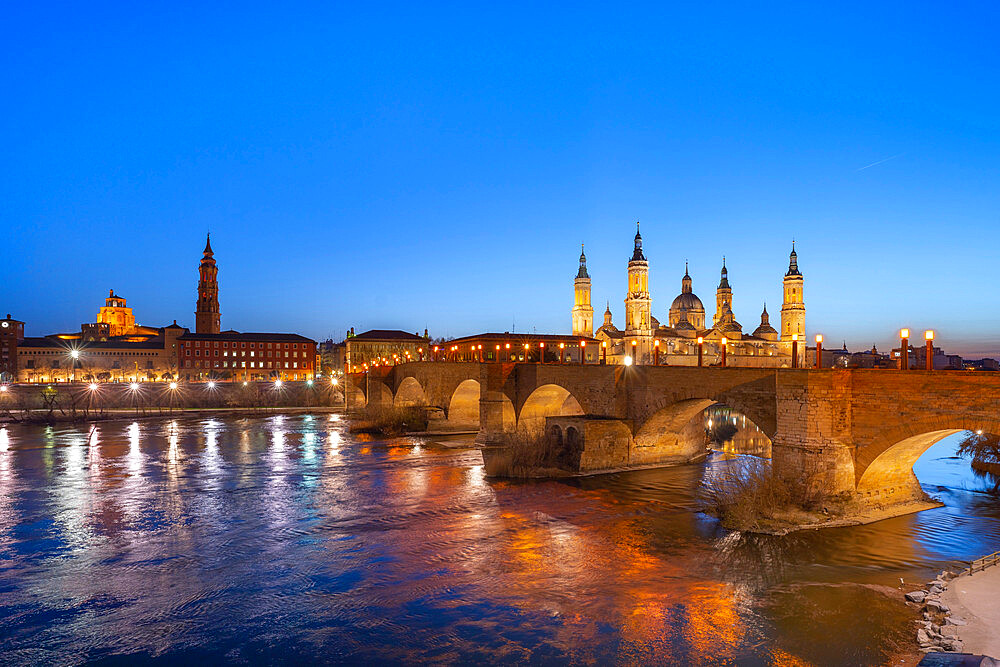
[349, 405, 428, 436]
[482, 430, 575, 478]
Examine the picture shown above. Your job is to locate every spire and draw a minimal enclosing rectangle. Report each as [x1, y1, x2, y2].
[684, 260, 689, 277]
[786, 240, 801, 276]
[760, 301, 770, 325]
[718, 257, 730, 289]
[204, 232, 214, 256]
[577, 243, 590, 279]
[603, 301, 613, 326]
[631, 220, 646, 261]
[681, 262, 693, 294]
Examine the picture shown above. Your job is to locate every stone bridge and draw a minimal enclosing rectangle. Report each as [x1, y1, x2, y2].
[352, 362, 1000, 506]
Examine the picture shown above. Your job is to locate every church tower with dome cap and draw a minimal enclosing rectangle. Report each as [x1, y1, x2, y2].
[624, 222, 653, 361]
[571, 244, 594, 337]
[780, 241, 805, 344]
[714, 258, 733, 327]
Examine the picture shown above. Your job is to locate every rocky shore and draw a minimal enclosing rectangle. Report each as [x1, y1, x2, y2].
[906, 564, 1000, 658]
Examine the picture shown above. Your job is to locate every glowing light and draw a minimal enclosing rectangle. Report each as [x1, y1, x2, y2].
[129, 382, 139, 391]
[721, 337, 728, 346]
[623, 355, 633, 366]
[169, 382, 178, 390]
[697, 337, 704, 344]
[792, 334, 798, 342]
[331, 378, 338, 386]
[815, 334, 824, 344]
[0, 386, 7, 393]
[925, 330, 935, 341]
[306, 379, 313, 386]
[274, 380, 283, 388]
[900, 328, 910, 339]
[243, 381, 248, 386]
[977, 430, 984, 435]
[207, 381, 216, 389]
[70, 350, 80, 359]
[88, 383, 98, 391]
[654, 340, 659, 347]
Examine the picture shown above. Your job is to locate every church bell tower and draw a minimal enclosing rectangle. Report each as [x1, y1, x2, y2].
[572, 244, 594, 337]
[780, 241, 805, 346]
[624, 222, 652, 362]
[195, 234, 221, 334]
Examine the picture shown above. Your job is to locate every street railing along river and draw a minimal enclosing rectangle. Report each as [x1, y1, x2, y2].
[0, 414, 998, 665]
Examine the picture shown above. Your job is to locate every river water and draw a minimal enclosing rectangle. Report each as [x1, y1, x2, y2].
[0, 415, 998, 665]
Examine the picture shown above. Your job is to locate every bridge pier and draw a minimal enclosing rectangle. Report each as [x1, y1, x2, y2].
[477, 363, 507, 445]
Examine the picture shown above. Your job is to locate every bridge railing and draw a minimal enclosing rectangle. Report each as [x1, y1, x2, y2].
[967, 550, 1000, 575]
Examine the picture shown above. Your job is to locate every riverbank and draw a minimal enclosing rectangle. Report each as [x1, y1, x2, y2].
[0, 405, 343, 425]
[939, 561, 1000, 658]
[748, 498, 945, 536]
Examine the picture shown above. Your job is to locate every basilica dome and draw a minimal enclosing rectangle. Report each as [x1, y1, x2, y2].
[670, 292, 704, 313]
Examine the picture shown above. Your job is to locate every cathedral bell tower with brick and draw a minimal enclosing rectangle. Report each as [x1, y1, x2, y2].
[195, 234, 221, 334]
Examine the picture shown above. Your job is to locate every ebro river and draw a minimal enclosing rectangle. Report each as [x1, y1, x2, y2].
[0, 415, 998, 665]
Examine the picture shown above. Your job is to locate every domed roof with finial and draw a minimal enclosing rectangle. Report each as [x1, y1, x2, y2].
[671, 262, 705, 313]
[752, 302, 778, 339]
[577, 243, 590, 279]
[630, 221, 646, 262]
[718, 257, 730, 289]
[786, 240, 801, 277]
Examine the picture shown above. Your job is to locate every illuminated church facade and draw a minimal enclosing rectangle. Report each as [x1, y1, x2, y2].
[573, 225, 805, 367]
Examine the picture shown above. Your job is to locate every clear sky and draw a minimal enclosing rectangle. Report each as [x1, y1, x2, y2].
[3, 3, 999, 356]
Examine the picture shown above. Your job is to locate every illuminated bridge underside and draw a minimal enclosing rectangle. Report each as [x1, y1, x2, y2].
[353, 363, 1000, 505]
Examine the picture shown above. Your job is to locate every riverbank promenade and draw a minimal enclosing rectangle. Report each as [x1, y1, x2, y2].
[941, 565, 1000, 658]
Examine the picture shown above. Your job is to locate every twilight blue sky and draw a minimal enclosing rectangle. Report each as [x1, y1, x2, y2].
[3, 3, 999, 356]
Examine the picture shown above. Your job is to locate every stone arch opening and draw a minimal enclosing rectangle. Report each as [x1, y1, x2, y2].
[855, 426, 1000, 504]
[394, 376, 428, 408]
[549, 424, 563, 446]
[633, 399, 772, 464]
[517, 384, 584, 434]
[447, 379, 482, 429]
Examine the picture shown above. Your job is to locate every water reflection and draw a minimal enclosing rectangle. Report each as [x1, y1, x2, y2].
[0, 417, 997, 665]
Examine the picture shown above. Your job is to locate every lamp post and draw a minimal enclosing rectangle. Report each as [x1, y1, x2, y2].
[631, 340, 638, 366]
[579, 340, 586, 366]
[559, 342, 565, 364]
[601, 341, 607, 365]
[720, 337, 727, 368]
[524, 343, 530, 363]
[539, 342, 545, 364]
[900, 328, 910, 370]
[791, 334, 799, 369]
[697, 337, 704, 367]
[654, 340, 660, 366]
[495, 344, 500, 363]
[924, 330, 934, 371]
[815, 334, 823, 369]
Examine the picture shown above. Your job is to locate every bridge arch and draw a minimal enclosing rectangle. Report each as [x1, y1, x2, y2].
[633, 398, 773, 463]
[854, 416, 1000, 503]
[516, 383, 584, 434]
[393, 376, 428, 407]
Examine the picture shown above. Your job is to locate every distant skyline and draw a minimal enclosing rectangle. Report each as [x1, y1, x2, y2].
[4, 3, 999, 357]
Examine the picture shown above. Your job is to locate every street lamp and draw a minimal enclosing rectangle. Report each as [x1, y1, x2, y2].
[720, 337, 728, 368]
[274, 379, 283, 388]
[579, 340, 586, 366]
[169, 382, 178, 390]
[697, 337, 704, 367]
[653, 340, 660, 366]
[791, 334, 799, 368]
[899, 328, 910, 370]
[623, 355, 633, 367]
[207, 381, 216, 389]
[924, 330, 935, 371]
[70, 349, 80, 382]
[815, 334, 823, 369]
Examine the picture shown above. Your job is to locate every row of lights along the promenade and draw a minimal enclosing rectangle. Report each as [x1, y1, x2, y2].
[358, 328, 939, 372]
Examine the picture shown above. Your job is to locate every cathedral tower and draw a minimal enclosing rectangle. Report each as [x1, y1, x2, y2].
[624, 223, 652, 361]
[713, 258, 732, 327]
[780, 241, 805, 342]
[195, 234, 221, 334]
[572, 244, 594, 337]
